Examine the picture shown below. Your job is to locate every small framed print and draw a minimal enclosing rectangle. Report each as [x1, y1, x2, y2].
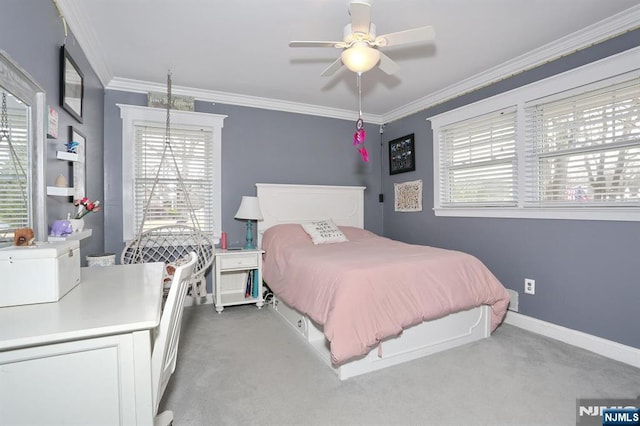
[389, 134, 415, 175]
[60, 45, 84, 123]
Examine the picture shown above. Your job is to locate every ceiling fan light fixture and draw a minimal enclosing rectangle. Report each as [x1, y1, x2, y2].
[341, 42, 380, 73]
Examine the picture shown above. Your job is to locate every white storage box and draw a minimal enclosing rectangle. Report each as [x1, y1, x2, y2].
[0, 240, 81, 307]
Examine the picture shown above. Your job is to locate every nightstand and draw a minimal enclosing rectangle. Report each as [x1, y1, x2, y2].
[213, 249, 264, 313]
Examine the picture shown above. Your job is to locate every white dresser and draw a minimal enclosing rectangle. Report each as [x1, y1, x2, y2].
[0, 262, 164, 425]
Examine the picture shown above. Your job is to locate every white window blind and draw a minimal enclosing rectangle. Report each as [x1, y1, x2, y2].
[119, 105, 226, 241]
[133, 123, 214, 234]
[525, 77, 640, 207]
[439, 107, 517, 207]
[430, 47, 640, 221]
[0, 103, 29, 234]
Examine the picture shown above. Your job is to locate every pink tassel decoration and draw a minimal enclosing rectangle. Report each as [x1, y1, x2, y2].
[352, 118, 369, 162]
[358, 146, 369, 162]
[353, 128, 366, 146]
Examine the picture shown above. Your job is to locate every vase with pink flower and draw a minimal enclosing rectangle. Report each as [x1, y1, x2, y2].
[69, 197, 102, 232]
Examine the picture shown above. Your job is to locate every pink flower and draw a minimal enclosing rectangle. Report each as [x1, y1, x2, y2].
[73, 197, 103, 219]
[73, 197, 89, 207]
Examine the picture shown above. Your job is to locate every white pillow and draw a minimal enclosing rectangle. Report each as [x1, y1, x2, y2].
[300, 219, 348, 245]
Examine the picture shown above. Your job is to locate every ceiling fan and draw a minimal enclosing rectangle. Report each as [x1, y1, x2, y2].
[289, 0, 435, 76]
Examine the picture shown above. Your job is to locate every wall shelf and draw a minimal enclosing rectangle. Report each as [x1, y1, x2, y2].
[46, 186, 75, 197]
[56, 151, 79, 162]
[48, 228, 92, 242]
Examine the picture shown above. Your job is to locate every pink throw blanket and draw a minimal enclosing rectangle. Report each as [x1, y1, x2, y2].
[262, 224, 510, 365]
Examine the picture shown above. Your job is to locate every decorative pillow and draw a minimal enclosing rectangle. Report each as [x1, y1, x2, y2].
[300, 219, 349, 245]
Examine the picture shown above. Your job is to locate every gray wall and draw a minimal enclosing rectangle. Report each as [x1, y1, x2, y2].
[103, 92, 383, 275]
[381, 29, 640, 350]
[1, 0, 105, 263]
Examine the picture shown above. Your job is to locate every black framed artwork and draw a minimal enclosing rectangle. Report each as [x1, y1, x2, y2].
[60, 45, 84, 123]
[389, 134, 415, 175]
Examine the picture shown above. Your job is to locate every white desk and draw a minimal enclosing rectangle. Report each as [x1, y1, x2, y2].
[0, 262, 164, 425]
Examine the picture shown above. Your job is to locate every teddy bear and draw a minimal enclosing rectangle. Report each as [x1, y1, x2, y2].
[163, 256, 192, 290]
[14, 227, 35, 246]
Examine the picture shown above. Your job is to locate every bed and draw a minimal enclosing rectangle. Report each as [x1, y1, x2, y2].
[256, 183, 509, 380]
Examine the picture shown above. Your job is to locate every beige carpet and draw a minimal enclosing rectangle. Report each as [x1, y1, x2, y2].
[160, 304, 640, 426]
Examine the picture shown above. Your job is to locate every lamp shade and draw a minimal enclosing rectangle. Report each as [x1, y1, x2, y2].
[341, 42, 381, 73]
[234, 196, 263, 221]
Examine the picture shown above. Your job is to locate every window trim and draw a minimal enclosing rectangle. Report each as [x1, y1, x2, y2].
[429, 46, 640, 222]
[0, 49, 46, 244]
[118, 104, 226, 240]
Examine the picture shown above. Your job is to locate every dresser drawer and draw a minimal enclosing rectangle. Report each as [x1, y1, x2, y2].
[219, 254, 259, 270]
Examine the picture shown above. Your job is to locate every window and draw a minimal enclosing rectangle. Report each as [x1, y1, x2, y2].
[119, 105, 226, 241]
[438, 107, 517, 207]
[0, 95, 29, 238]
[430, 47, 640, 221]
[525, 78, 640, 208]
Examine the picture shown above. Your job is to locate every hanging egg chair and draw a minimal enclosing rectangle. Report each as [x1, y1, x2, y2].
[121, 72, 214, 303]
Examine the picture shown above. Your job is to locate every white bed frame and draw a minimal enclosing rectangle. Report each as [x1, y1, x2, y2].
[256, 183, 491, 380]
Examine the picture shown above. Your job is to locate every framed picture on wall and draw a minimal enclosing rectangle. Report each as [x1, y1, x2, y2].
[60, 45, 84, 123]
[69, 126, 86, 199]
[389, 134, 415, 175]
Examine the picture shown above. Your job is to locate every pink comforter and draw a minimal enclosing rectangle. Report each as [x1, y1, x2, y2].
[262, 224, 510, 365]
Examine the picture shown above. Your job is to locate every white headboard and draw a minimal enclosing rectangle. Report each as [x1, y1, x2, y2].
[256, 183, 365, 246]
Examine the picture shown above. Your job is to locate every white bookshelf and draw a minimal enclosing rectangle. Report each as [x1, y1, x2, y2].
[56, 151, 79, 162]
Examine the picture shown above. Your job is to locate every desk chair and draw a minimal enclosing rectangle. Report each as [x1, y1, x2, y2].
[151, 251, 198, 425]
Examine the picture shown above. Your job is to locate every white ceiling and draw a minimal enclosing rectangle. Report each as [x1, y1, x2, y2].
[56, 0, 640, 123]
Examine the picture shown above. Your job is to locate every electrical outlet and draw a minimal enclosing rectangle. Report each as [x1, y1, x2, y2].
[524, 278, 535, 295]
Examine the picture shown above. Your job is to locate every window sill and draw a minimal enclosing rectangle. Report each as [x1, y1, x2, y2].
[433, 207, 640, 222]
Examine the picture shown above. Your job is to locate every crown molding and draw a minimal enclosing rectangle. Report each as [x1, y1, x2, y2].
[381, 4, 640, 123]
[107, 77, 384, 124]
[56, 1, 638, 125]
[54, 0, 113, 87]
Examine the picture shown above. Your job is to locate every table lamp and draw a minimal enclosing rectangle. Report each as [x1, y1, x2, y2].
[234, 196, 263, 250]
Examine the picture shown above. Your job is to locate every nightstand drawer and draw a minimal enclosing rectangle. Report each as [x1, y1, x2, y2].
[219, 254, 259, 269]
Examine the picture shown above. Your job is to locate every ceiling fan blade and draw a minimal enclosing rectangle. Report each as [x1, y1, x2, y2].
[375, 26, 435, 47]
[377, 52, 400, 75]
[321, 57, 344, 77]
[349, 1, 371, 34]
[289, 41, 342, 48]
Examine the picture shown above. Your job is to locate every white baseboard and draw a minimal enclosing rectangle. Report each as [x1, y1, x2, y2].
[504, 311, 640, 369]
